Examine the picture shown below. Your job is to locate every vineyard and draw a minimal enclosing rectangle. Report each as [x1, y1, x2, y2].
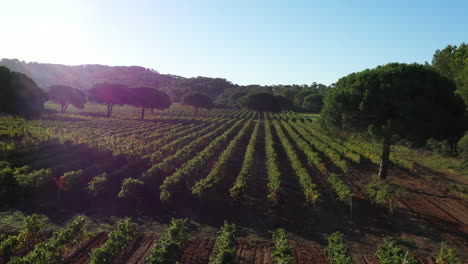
[0, 102, 466, 264]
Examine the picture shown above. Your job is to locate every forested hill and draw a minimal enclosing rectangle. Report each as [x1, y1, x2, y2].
[0, 59, 238, 101]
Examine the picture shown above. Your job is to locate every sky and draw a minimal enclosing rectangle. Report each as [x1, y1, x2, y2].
[1, 0, 467, 85]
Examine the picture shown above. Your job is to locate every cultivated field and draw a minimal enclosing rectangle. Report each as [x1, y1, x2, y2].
[0, 103, 466, 263]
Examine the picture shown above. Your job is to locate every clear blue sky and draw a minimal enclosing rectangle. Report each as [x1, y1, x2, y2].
[1, 0, 467, 85]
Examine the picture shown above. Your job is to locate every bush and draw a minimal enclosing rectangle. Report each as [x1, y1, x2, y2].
[375, 237, 417, 264]
[324, 232, 353, 264]
[145, 219, 189, 264]
[458, 133, 468, 165]
[271, 229, 294, 264]
[210, 222, 237, 264]
[436, 241, 461, 264]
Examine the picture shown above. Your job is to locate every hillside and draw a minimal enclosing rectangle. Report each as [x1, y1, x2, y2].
[0, 59, 238, 101]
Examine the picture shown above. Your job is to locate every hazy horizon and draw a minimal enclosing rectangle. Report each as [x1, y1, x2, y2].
[2, 0, 467, 86]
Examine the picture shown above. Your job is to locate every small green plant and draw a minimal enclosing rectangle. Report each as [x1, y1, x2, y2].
[145, 218, 189, 264]
[89, 218, 137, 264]
[436, 241, 460, 264]
[209, 222, 237, 264]
[366, 180, 405, 213]
[375, 237, 417, 264]
[324, 232, 353, 264]
[271, 228, 294, 264]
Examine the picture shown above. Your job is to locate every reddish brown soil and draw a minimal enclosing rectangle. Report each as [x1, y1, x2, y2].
[63, 232, 108, 264]
[180, 238, 216, 264]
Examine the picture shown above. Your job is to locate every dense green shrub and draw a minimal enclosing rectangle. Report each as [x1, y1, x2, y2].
[324, 232, 353, 264]
[271, 229, 294, 264]
[375, 237, 417, 264]
[436, 241, 461, 264]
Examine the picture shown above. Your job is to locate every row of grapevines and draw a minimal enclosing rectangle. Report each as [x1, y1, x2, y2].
[209, 222, 237, 264]
[272, 120, 320, 205]
[287, 120, 348, 173]
[229, 120, 260, 199]
[282, 122, 355, 206]
[264, 119, 281, 203]
[138, 123, 206, 156]
[279, 121, 327, 174]
[140, 120, 237, 180]
[89, 218, 137, 264]
[296, 121, 361, 164]
[271, 229, 294, 264]
[145, 122, 220, 162]
[344, 139, 415, 171]
[327, 173, 354, 204]
[10, 216, 88, 264]
[192, 119, 253, 197]
[324, 232, 353, 264]
[0, 214, 45, 260]
[145, 219, 189, 264]
[159, 119, 244, 201]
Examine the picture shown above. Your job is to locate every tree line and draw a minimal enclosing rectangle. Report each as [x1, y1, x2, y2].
[0, 70, 215, 120]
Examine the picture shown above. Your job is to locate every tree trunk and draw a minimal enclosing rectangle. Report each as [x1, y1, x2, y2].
[194, 106, 198, 117]
[141, 108, 145, 120]
[378, 135, 391, 179]
[61, 104, 65, 113]
[106, 103, 113, 118]
[151, 108, 154, 114]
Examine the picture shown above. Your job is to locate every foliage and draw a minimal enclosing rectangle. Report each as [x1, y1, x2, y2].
[436, 241, 461, 264]
[426, 138, 458, 157]
[271, 229, 294, 264]
[302, 93, 323, 113]
[59, 169, 84, 191]
[324, 232, 353, 264]
[128, 87, 171, 119]
[458, 133, 468, 165]
[375, 237, 417, 264]
[327, 174, 354, 204]
[89, 218, 137, 264]
[10, 216, 88, 264]
[230, 120, 260, 199]
[145, 218, 189, 264]
[274, 95, 294, 110]
[273, 120, 320, 204]
[160, 120, 243, 201]
[0, 214, 45, 260]
[320, 63, 465, 178]
[0, 66, 47, 119]
[182, 92, 214, 116]
[192, 120, 252, 196]
[13, 167, 52, 190]
[366, 181, 404, 213]
[431, 43, 468, 106]
[209, 222, 237, 264]
[48, 85, 86, 112]
[88, 172, 109, 197]
[118, 178, 144, 198]
[264, 119, 282, 203]
[88, 83, 132, 117]
[0, 59, 177, 92]
[242, 92, 281, 112]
